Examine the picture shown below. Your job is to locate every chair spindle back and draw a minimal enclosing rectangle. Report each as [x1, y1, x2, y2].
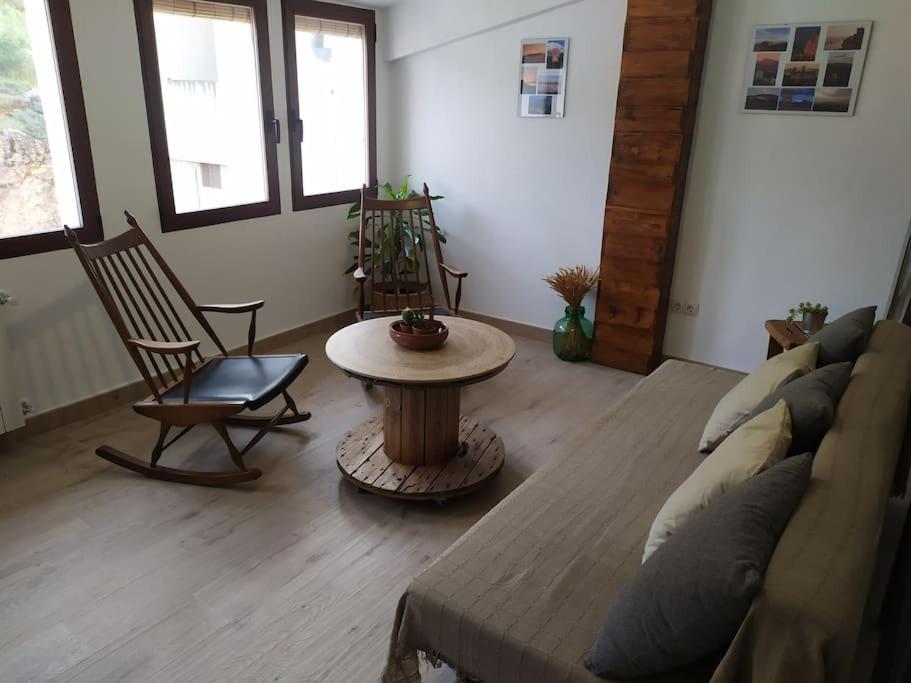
[65, 212, 226, 401]
[358, 186, 451, 316]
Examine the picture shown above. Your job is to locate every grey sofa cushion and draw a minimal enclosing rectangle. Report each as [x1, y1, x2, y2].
[586, 454, 813, 679]
[810, 307, 876, 366]
[748, 362, 852, 455]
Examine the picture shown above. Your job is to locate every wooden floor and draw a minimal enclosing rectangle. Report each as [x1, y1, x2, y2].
[0, 327, 639, 682]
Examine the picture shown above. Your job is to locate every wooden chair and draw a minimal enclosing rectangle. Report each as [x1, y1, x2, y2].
[64, 212, 310, 486]
[354, 183, 467, 320]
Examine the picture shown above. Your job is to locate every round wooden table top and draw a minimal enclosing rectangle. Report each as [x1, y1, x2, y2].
[325, 316, 516, 385]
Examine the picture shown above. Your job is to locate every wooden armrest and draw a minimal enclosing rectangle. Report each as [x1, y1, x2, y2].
[197, 301, 265, 314]
[128, 338, 200, 356]
[440, 264, 468, 279]
[353, 267, 367, 282]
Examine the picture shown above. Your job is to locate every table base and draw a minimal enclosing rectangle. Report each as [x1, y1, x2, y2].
[336, 415, 505, 501]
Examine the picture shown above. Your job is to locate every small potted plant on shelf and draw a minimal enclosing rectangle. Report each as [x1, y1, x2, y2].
[786, 301, 829, 335]
[544, 266, 599, 362]
[389, 308, 449, 349]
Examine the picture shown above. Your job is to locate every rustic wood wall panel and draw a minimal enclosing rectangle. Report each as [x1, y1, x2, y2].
[593, 0, 713, 374]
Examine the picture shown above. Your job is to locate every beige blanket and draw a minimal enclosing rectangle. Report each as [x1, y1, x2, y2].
[382, 360, 742, 683]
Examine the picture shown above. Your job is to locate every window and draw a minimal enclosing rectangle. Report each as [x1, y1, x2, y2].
[200, 162, 222, 188]
[0, 0, 101, 259]
[282, 0, 376, 210]
[134, 0, 280, 232]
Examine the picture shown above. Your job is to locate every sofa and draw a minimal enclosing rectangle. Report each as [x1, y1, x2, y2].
[382, 320, 911, 683]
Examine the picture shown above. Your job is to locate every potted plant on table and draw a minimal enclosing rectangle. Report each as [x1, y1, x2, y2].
[544, 266, 599, 362]
[389, 308, 449, 350]
[786, 301, 829, 335]
[400, 307, 440, 334]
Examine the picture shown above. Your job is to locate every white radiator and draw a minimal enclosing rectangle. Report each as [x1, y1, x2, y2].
[0, 294, 25, 434]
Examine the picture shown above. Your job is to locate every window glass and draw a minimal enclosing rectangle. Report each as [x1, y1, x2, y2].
[294, 16, 367, 197]
[0, 0, 81, 239]
[152, 0, 268, 213]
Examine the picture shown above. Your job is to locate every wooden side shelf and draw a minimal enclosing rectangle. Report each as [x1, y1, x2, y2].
[765, 319, 808, 358]
[336, 415, 505, 501]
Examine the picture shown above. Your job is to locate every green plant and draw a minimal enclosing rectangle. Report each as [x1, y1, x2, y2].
[0, 1, 34, 80]
[401, 306, 427, 329]
[345, 176, 446, 277]
[786, 301, 828, 323]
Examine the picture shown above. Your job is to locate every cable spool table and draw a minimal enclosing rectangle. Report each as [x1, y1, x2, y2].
[325, 316, 516, 501]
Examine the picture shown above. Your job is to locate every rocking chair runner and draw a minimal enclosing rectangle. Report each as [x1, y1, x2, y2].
[65, 212, 311, 486]
[354, 183, 468, 320]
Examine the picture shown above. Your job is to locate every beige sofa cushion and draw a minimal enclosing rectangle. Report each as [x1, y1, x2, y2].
[699, 343, 818, 452]
[643, 400, 792, 563]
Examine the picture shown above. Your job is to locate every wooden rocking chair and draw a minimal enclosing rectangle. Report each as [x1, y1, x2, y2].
[65, 212, 311, 486]
[354, 183, 467, 320]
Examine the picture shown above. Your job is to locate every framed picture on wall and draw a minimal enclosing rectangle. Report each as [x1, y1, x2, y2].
[519, 37, 568, 118]
[741, 21, 872, 116]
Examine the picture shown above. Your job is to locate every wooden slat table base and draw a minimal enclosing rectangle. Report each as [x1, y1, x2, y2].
[383, 384, 460, 465]
[335, 415, 505, 501]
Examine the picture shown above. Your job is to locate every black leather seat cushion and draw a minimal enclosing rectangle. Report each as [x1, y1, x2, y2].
[162, 355, 309, 409]
[362, 306, 452, 320]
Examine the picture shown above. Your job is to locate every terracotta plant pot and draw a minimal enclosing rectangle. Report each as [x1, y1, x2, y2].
[389, 320, 448, 350]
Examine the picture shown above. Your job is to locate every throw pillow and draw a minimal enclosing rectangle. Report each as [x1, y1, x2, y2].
[587, 454, 813, 679]
[643, 399, 791, 563]
[747, 361, 853, 455]
[699, 343, 817, 452]
[810, 306, 876, 366]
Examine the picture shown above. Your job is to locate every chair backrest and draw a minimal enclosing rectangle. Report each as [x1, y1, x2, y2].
[357, 184, 451, 316]
[65, 212, 226, 401]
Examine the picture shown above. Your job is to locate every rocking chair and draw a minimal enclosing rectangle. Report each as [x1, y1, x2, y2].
[65, 212, 311, 486]
[354, 183, 467, 320]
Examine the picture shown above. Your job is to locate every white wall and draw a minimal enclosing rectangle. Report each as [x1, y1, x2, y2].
[666, 0, 911, 371]
[2, 0, 391, 415]
[386, 0, 626, 329]
[385, 0, 582, 61]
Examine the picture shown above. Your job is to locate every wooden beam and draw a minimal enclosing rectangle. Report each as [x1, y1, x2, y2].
[593, 0, 714, 374]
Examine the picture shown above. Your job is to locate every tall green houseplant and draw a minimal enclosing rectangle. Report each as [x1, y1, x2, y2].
[345, 176, 446, 278]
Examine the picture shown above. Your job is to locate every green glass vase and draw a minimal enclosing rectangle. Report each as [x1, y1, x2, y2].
[553, 305, 594, 362]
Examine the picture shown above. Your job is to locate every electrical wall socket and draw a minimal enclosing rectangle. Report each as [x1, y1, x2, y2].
[20, 399, 34, 416]
[670, 299, 700, 317]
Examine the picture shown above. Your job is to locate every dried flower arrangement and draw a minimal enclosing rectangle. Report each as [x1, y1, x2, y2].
[543, 266, 600, 309]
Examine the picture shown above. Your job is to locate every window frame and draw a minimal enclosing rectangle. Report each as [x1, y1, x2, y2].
[0, 0, 102, 260]
[281, 0, 377, 211]
[133, 0, 281, 233]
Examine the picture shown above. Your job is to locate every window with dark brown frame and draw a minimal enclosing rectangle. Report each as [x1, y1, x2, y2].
[282, 0, 377, 211]
[134, 0, 280, 233]
[0, 0, 101, 260]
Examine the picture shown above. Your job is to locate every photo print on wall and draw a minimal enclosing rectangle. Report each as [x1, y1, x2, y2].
[741, 21, 872, 116]
[519, 37, 568, 118]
